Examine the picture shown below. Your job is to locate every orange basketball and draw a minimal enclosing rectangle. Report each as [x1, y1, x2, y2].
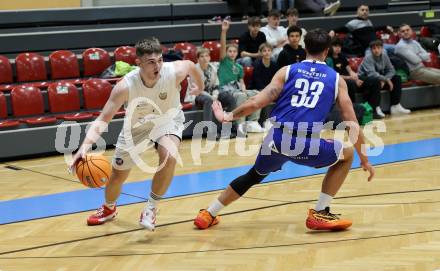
[76, 154, 111, 188]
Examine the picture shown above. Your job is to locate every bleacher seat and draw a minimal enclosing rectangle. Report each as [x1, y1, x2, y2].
[174, 42, 197, 63]
[114, 46, 136, 65]
[47, 82, 94, 121]
[423, 52, 440, 68]
[0, 55, 13, 84]
[180, 77, 192, 111]
[82, 78, 125, 117]
[161, 45, 169, 54]
[15, 53, 47, 83]
[376, 30, 398, 44]
[348, 57, 363, 72]
[49, 50, 80, 80]
[202, 41, 221, 62]
[243, 66, 254, 89]
[10, 85, 57, 125]
[0, 91, 20, 129]
[82, 48, 112, 77]
[420, 26, 431, 37]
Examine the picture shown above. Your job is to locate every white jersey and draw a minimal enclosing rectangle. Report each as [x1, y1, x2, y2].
[123, 62, 184, 131]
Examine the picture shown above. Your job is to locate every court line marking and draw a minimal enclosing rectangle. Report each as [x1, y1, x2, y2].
[1, 186, 440, 257]
[0, 229, 439, 259]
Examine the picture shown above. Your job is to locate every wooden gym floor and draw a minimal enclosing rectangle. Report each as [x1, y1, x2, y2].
[0, 109, 440, 270]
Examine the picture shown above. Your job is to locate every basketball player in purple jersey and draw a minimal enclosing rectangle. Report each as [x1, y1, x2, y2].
[194, 29, 375, 231]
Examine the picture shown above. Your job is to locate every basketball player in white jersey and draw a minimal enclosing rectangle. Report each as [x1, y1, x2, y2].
[70, 38, 204, 231]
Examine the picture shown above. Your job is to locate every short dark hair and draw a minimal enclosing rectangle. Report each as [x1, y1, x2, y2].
[135, 37, 162, 57]
[287, 25, 302, 36]
[330, 38, 343, 47]
[286, 8, 299, 17]
[399, 23, 410, 29]
[304, 28, 331, 55]
[369, 39, 383, 49]
[247, 16, 261, 26]
[258, 42, 273, 52]
[268, 9, 281, 18]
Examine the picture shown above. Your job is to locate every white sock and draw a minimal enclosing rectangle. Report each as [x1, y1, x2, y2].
[105, 201, 116, 209]
[315, 192, 333, 211]
[147, 191, 161, 209]
[207, 198, 225, 217]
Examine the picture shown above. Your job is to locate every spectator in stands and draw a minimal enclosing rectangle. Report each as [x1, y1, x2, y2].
[275, 0, 294, 14]
[276, 26, 306, 68]
[252, 43, 278, 91]
[395, 23, 440, 85]
[218, 19, 264, 133]
[260, 9, 287, 60]
[240, 0, 262, 21]
[285, 8, 307, 48]
[326, 38, 362, 102]
[331, 4, 395, 55]
[296, 0, 341, 16]
[195, 47, 236, 137]
[358, 40, 410, 119]
[237, 16, 267, 67]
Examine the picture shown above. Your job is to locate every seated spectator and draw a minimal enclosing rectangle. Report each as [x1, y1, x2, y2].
[195, 47, 236, 137]
[275, 0, 294, 14]
[218, 19, 264, 133]
[276, 26, 306, 68]
[237, 16, 267, 67]
[252, 42, 278, 129]
[326, 38, 362, 102]
[358, 40, 410, 119]
[395, 23, 440, 85]
[252, 43, 278, 90]
[331, 4, 395, 55]
[285, 8, 307, 48]
[296, 0, 340, 16]
[260, 9, 287, 60]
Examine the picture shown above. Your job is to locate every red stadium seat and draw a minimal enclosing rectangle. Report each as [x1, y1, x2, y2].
[202, 41, 221, 62]
[82, 78, 124, 117]
[10, 85, 56, 125]
[82, 48, 112, 77]
[0, 91, 20, 129]
[243, 66, 254, 89]
[47, 82, 93, 121]
[348, 57, 363, 72]
[161, 45, 169, 54]
[174, 42, 197, 63]
[0, 55, 13, 84]
[15, 53, 47, 82]
[114, 46, 136, 65]
[423, 52, 440, 68]
[179, 77, 193, 111]
[420, 26, 431, 37]
[49, 50, 80, 80]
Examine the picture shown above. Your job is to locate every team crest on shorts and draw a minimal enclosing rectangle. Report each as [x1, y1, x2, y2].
[115, 158, 124, 166]
[159, 92, 167, 100]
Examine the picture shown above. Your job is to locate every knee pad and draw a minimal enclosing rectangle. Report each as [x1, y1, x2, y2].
[230, 167, 267, 196]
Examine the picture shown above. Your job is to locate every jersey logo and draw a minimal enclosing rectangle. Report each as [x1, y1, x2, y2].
[159, 92, 167, 100]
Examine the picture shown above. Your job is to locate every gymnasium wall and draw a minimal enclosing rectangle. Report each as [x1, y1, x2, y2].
[0, 0, 80, 10]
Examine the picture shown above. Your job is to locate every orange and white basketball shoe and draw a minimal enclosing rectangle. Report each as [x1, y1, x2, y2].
[194, 209, 220, 229]
[306, 207, 352, 231]
[139, 206, 157, 231]
[87, 204, 117, 226]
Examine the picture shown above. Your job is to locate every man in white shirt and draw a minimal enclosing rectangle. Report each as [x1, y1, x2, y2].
[395, 23, 440, 84]
[260, 9, 286, 60]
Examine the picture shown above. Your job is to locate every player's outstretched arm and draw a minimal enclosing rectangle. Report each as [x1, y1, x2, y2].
[174, 60, 204, 96]
[213, 67, 286, 122]
[336, 77, 375, 181]
[69, 80, 128, 172]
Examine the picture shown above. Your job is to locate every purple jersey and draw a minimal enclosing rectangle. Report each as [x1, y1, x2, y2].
[270, 60, 339, 132]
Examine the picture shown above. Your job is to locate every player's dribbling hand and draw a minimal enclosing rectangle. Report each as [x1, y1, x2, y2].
[212, 100, 225, 122]
[361, 161, 375, 182]
[69, 148, 87, 174]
